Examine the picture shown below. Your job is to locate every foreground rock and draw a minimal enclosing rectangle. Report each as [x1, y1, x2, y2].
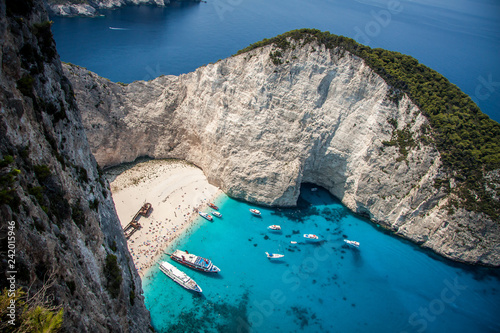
[65, 36, 500, 266]
[1, 1, 150, 330]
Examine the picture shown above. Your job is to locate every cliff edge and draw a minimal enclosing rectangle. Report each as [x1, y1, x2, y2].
[64, 30, 500, 266]
[1, 0, 150, 331]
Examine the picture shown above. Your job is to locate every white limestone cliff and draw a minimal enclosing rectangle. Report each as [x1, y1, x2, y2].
[64, 40, 500, 266]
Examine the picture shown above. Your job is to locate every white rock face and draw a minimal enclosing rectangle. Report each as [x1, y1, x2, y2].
[45, 0, 190, 17]
[64, 41, 500, 266]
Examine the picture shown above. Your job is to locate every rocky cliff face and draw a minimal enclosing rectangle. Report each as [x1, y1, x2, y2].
[64, 39, 500, 266]
[0, 0, 150, 331]
[45, 0, 198, 17]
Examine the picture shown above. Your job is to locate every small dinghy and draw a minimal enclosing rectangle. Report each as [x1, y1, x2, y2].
[268, 225, 281, 231]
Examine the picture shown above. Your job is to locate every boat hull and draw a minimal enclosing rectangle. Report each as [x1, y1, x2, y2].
[159, 262, 202, 293]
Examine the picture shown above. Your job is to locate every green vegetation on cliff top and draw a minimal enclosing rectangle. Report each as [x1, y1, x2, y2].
[237, 29, 500, 219]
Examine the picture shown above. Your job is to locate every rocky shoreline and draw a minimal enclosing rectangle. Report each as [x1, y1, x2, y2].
[45, 0, 201, 17]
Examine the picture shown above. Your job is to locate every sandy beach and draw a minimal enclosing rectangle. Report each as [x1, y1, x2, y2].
[106, 159, 221, 277]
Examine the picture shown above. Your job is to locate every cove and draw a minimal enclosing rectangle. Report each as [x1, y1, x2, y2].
[142, 184, 500, 332]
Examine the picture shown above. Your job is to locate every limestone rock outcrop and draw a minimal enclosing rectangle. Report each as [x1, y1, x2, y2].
[45, 0, 199, 17]
[64, 39, 500, 266]
[1, 0, 150, 331]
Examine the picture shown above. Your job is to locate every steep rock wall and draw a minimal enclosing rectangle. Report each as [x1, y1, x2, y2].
[0, 0, 150, 331]
[65, 40, 500, 266]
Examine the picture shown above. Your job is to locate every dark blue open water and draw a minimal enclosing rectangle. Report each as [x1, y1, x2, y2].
[142, 185, 500, 333]
[50, 0, 500, 122]
[50, 2, 500, 331]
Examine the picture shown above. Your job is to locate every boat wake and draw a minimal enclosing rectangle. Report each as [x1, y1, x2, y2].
[109, 27, 131, 31]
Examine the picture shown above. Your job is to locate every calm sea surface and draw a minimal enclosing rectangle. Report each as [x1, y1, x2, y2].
[142, 185, 500, 332]
[50, 0, 500, 122]
[50, 2, 500, 332]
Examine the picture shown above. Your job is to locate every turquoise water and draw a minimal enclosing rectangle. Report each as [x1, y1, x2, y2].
[50, 0, 500, 122]
[143, 184, 500, 332]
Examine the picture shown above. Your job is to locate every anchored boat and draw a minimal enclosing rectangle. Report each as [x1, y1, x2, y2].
[159, 261, 202, 293]
[199, 211, 213, 221]
[212, 211, 222, 218]
[250, 209, 261, 216]
[268, 225, 281, 231]
[208, 202, 219, 210]
[344, 239, 360, 248]
[170, 249, 220, 273]
[303, 234, 319, 241]
[265, 252, 284, 259]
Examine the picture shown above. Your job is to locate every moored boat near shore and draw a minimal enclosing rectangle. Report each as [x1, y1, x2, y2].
[199, 211, 213, 221]
[212, 211, 222, 218]
[171, 249, 220, 273]
[250, 209, 261, 216]
[208, 202, 219, 210]
[159, 261, 202, 293]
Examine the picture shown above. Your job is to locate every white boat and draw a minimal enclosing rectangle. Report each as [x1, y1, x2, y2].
[268, 225, 281, 231]
[265, 252, 284, 259]
[290, 241, 297, 244]
[212, 211, 222, 218]
[303, 234, 319, 241]
[250, 209, 261, 216]
[159, 261, 202, 293]
[311, 188, 318, 192]
[171, 249, 220, 273]
[344, 239, 360, 248]
[199, 212, 213, 221]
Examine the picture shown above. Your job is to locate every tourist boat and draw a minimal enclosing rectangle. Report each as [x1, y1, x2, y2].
[268, 225, 281, 231]
[344, 239, 360, 248]
[208, 202, 219, 210]
[250, 209, 261, 216]
[303, 234, 319, 241]
[311, 188, 318, 192]
[170, 249, 220, 273]
[159, 261, 202, 293]
[265, 252, 284, 259]
[212, 211, 222, 218]
[290, 241, 297, 244]
[199, 212, 213, 221]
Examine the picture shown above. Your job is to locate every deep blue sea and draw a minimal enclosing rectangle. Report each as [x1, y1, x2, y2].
[50, 0, 500, 122]
[143, 185, 500, 332]
[50, 1, 500, 331]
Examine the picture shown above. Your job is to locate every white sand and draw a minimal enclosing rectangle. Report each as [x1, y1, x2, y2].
[107, 159, 221, 277]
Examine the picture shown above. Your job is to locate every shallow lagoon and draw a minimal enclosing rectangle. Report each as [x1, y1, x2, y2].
[143, 185, 500, 332]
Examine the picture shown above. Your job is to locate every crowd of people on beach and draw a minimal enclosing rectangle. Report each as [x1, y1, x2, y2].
[127, 195, 215, 276]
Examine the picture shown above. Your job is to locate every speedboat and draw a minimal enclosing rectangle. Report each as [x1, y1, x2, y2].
[265, 252, 284, 259]
[199, 212, 213, 221]
[250, 209, 261, 216]
[344, 239, 360, 248]
[208, 202, 219, 210]
[303, 234, 319, 241]
[268, 225, 281, 231]
[212, 211, 222, 218]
